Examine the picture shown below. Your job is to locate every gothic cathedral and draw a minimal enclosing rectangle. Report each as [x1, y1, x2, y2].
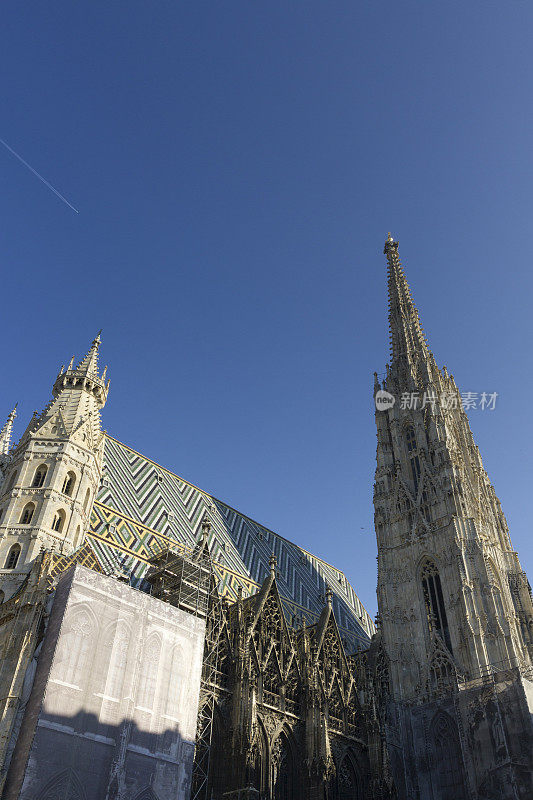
[0, 237, 531, 800]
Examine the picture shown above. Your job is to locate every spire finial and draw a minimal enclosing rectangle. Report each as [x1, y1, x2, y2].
[384, 232, 399, 255]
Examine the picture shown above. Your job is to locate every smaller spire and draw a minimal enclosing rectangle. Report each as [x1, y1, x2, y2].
[200, 515, 211, 544]
[76, 332, 102, 377]
[0, 405, 17, 455]
[325, 584, 333, 608]
[269, 552, 277, 578]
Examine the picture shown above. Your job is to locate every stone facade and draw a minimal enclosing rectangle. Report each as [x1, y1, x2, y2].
[0, 235, 532, 799]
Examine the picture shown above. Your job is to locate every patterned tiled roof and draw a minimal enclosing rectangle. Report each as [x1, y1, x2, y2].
[86, 435, 374, 651]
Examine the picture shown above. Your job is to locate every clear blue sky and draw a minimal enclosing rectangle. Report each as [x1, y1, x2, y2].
[2, 2, 533, 618]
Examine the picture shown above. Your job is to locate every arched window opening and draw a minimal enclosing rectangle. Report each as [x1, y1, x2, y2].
[55, 608, 94, 686]
[62, 471, 76, 497]
[272, 732, 297, 800]
[83, 488, 91, 512]
[32, 464, 48, 488]
[334, 753, 362, 800]
[134, 789, 159, 800]
[431, 712, 467, 800]
[405, 425, 421, 494]
[429, 648, 457, 696]
[421, 560, 452, 652]
[19, 503, 35, 525]
[165, 644, 184, 717]
[487, 559, 506, 620]
[52, 509, 66, 533]
[104, 622, 130, 699]
[4, 544, 21, 570]
[138, 634, 161, 710]
[36, 768, 86, 800]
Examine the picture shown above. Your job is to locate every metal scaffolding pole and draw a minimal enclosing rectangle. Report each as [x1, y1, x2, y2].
[146, 517, 221, 800]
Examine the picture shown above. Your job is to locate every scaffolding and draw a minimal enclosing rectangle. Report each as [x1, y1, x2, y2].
[146, 518, 222, 800]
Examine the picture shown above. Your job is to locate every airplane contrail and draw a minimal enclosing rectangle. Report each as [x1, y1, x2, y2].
[0, 137, 79, 214]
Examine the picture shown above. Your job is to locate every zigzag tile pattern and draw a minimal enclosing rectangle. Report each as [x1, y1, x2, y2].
[88, 435, 374, 651]
[47, 541, 104, 588]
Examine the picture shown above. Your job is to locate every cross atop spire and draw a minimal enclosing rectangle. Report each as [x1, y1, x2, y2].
[384, 234, 433, 385]
[0, 405, 17, 455]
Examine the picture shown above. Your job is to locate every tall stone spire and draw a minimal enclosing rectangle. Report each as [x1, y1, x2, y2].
[374, 235, 533, 800]
[385, 233, 434, 387]
[0, 405, 17, 456]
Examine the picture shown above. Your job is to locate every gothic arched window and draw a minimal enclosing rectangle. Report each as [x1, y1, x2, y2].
[19, 502, 35, 525]
[83, 488, 91, 511]
[36, 768, 86, 800]
[429, 643, 457, 695]
[420, 559, 452, 652]
[104, 621, 130, 699]
[138, 634, 161, 710]
[272, 731, 298, 800]
[4, 544, 21, 570]
[165, 644, 184, 717]
[52, 509, 66, 532]
[55, 608, 94, 686]
[405, 425, 421, 493]
[134, 789, 159, 800]
[62, 471, 76, 497]
[487, 559, 506, 619]
[431, 712, 467, 800]
[32, 464, 48, 488]
[336, 752, 362, 800]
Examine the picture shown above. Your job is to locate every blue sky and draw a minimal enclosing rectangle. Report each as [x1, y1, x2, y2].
[2, 2, 533, 617]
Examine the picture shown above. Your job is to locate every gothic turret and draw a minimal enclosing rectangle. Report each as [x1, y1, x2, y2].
[373, 235, 533, 800]
[0, 406, 17, 487]
[0, 334, 109, 598]
[0, 406, 17, 458]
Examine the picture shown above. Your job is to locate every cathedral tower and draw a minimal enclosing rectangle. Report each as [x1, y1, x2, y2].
[373, 235, 533, 800]
[0, 334, 109, 599]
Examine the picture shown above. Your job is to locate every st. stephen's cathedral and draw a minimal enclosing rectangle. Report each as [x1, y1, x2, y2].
[0, 236, 532, 800]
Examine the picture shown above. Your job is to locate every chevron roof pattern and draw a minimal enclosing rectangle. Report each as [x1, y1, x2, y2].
[86, 435, 374, 651]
